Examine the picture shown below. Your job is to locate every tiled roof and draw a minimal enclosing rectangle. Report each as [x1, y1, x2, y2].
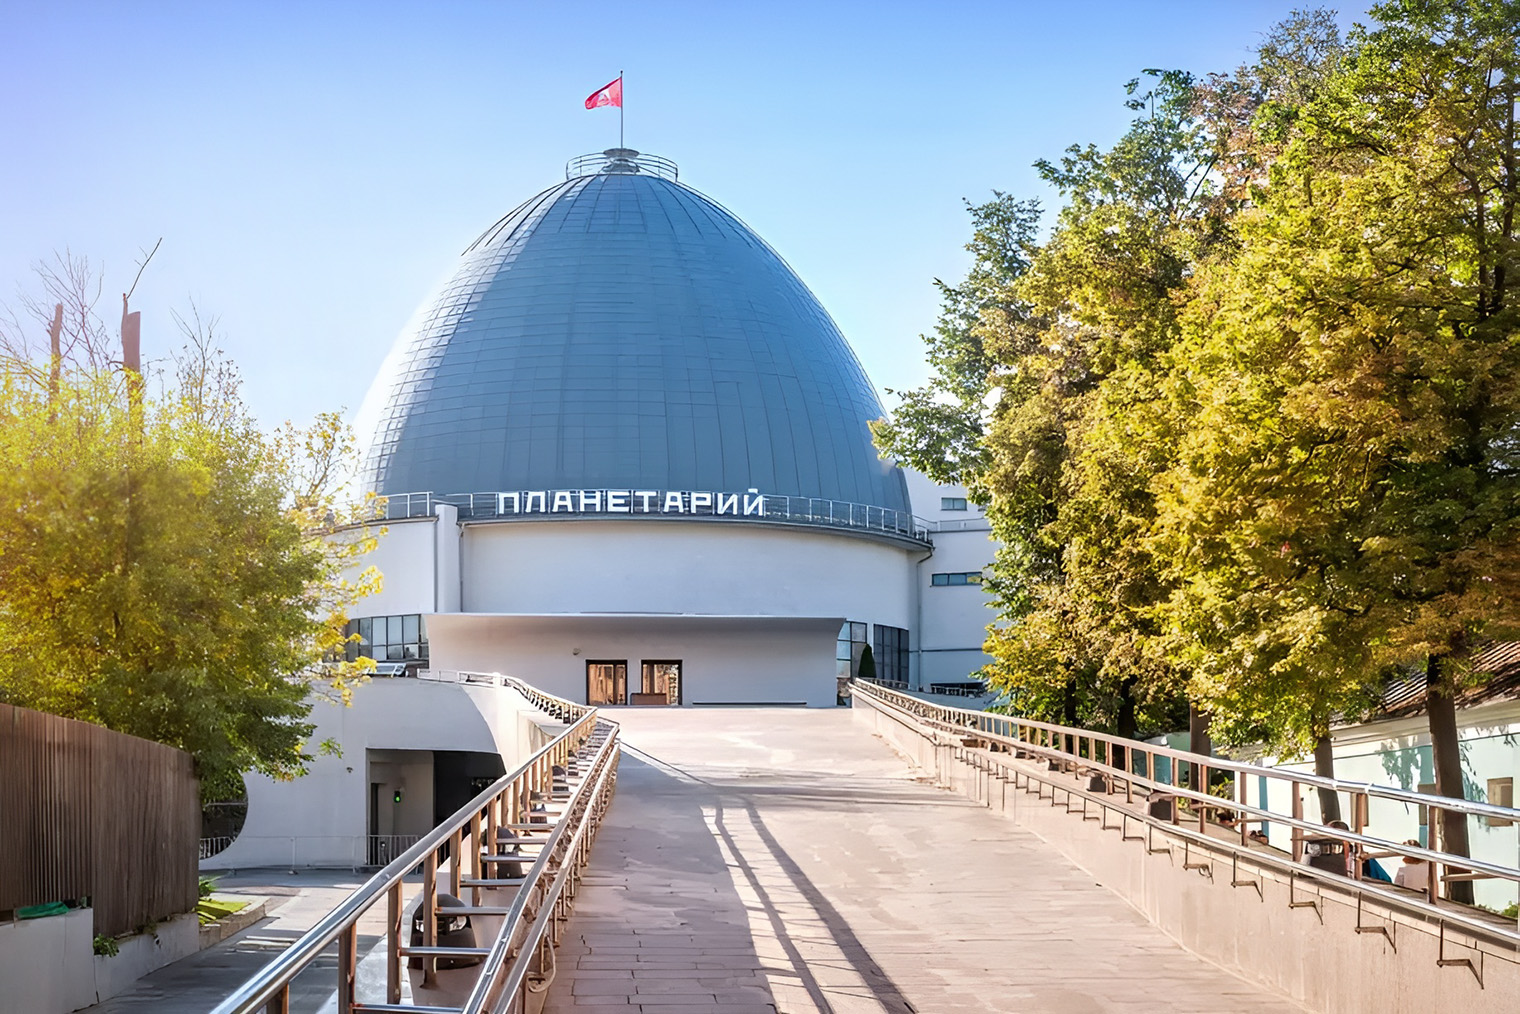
[1378, 641, 1520, 718]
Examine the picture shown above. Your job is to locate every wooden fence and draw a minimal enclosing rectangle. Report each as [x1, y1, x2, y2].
[0, 703, 199, 937]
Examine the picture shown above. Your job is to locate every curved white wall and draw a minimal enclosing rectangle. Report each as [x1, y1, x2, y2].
[203, 678, 545, 869]
[460, 519, 915, 628]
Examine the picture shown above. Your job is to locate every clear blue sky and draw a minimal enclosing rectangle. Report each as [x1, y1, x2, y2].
[0, 1, 1359, 430]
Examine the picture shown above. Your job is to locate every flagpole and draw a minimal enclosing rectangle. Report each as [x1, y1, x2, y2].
[619, 70, 624, 148]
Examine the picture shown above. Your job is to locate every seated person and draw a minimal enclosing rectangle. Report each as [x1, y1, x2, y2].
[1394, 840, 1430, 892]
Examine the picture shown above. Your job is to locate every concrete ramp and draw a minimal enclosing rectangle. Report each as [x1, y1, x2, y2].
[542, 708, 1302, 1014]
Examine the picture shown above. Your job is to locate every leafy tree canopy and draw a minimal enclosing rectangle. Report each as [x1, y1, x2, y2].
[0, 269, 380, 797]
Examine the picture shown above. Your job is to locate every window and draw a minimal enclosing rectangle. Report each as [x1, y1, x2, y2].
[940, 497, 968, 511]
[345, 614, 428, 663]
[931, 572, 984, 587]
[836, 621, 867, 679]
[586, 660, 627, 706]
[1485, 777, 1514, 827]
[639, 660, 682, 705]
[872, 624, 910, 684]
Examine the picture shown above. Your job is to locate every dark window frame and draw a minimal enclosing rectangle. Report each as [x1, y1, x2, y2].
[931, 572, 984, 587]
[586, 659, 629, 706]
[638, 659, 683, 705]
[872, 624, 910, 684]
[345, 613, 429, 664]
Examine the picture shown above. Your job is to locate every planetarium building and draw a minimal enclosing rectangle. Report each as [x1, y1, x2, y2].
[346, 149, 995, 707]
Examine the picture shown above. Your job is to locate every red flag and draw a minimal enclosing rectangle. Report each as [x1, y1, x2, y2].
[585, 77, 622, 110]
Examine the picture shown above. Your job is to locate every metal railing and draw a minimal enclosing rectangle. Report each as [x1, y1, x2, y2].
[925, 681, 991, 698]
[209, 679, 618, 1014]
[366, 834, 422, 868]
[199, 836, 235, 860]
[375, 490, 933, 545]
[415, 670, 591, 724]
[565, 149, 679, 181]
[851, 679, 1520, 944]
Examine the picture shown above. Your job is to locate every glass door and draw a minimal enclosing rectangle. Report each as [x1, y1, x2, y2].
[586, 660, 627, 705]
[637, 660, 681, 705]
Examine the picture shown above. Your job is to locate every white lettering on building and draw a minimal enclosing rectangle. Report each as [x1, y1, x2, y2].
[489, 489, 766, 518]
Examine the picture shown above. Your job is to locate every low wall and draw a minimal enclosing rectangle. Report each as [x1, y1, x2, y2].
[854, 693, 1520, 1014]
[0, 909, 198, 1013]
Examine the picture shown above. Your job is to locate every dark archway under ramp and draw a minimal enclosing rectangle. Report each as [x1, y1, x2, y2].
[542, 708, 1302, 1014]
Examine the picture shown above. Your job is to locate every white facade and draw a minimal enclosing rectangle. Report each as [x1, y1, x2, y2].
[210, 480, 1002, 868]
[340, 473, 998, 708]
[1257, 700, 1520, 912]
[203, 676, 556, 869]
[905, 472, 998, 688]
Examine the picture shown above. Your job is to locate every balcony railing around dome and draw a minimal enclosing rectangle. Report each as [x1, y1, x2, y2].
[376, 491, 933, 545]
[565, 148, 679, 182]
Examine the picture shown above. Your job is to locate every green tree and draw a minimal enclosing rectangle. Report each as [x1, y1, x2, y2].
[876, 9, 1347, 759]
[857, 645, 877, 681]
[0, 285, 379, 798]
[1155, 1, 1520, 892]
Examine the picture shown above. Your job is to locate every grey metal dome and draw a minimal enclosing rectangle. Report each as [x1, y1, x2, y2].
[356, 151, 909, 513]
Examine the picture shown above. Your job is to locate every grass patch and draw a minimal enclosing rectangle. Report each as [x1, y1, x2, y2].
[195, 897, 249, 926]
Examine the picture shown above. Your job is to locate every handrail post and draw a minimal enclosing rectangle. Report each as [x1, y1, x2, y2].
[451, 825, 464, 898]
[1431, 805, 1445, 900]
[423, 849, 439, 986]
[1198, 759, 1208, 833]
[387, 881, 402, 1004]
[336, 924, 357, 1014]
[1238, 772, 1249, 846]
[468, 814, 480, 906]
[1292, 789, 1305, 862]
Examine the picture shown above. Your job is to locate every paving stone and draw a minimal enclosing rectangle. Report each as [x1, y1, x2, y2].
[541, 709, 1301, 1014]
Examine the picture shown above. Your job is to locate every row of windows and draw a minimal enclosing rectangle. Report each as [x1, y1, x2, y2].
[344, 614, 429, 662]
[931, 572, 984, 586]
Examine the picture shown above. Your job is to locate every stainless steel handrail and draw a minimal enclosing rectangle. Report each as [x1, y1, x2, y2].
[854, 680, 1520, 948]
[460, 731, 621, 1012]
[857, 680, 1520, 822]
[852, 679, 1520, 916]
[208, 679, 616, 1014]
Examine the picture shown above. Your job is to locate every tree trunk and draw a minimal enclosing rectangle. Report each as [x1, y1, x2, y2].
[1188, 704, 1211, 790]
[1113, 678, 1138, 772]
[1427, 652, 1474, 904]
[1063, 679, 1078, 756]
[47, 302, 62, 414]
[1313, 732, 1341, 824]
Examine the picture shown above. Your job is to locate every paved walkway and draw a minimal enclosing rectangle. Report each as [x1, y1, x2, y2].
[544, 708, 1304, 1014]
[81, 871, 396, 1014]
